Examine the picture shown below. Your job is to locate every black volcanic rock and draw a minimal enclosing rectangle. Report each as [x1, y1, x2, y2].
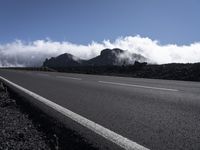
[43, 53, 82, 67]
[43, 48, 147, 68]
[85, 48, 146, 66]
[85, 48, 122, 66]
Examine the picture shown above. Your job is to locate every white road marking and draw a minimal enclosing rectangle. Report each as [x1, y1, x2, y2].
[99, 81, 178, 92]
[0, 76, 149, 150]
[56, 76, 82, 80]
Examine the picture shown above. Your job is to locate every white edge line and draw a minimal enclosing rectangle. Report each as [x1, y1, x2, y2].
[98, 81, 178, 92]
[56, 76, 82, 80]
[0, 76, 148, 150]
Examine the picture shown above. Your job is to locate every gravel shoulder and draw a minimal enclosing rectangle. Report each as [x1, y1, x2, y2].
[0, 82, 97, 150]
[0, 82, 50, 150]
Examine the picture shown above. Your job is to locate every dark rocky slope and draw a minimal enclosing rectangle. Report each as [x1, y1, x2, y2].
[43, 53, 83, 68]
[43, 48, 147, 67]
[85, 48, 146, 66]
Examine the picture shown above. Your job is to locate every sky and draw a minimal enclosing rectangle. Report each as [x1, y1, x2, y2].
[0, 0, 200, 66]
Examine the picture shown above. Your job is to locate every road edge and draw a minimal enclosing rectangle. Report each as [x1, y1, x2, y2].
[0, 76, 149, 150]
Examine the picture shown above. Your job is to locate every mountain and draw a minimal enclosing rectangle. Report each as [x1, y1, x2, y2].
[43, 53, 83, 68]
[43, 48, 147, 67]
[86, 48, 146, 66]
[85, 48, 123, 66]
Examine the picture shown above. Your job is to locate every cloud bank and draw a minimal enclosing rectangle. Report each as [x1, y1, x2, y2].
[0, 35, 200, 67]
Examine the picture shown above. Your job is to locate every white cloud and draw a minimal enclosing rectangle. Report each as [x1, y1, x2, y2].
[0, 35, 200, 67]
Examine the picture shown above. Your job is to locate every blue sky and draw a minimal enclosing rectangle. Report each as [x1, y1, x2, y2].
[0, 0, 200, 44]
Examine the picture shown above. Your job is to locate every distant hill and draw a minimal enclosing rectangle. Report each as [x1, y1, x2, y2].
[43, 48, 147, 67]
[43, 53, 83, 68]
[85, 48, 146, 66]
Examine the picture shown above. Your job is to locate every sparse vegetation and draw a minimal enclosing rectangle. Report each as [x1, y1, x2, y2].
[3, 62, 200, 82]
[48, 62, 200, 81]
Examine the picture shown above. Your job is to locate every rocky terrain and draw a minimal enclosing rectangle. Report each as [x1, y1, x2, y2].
[0, 82, 98, 150]
[0, 82, 50, 150]
[3, 47, 200, 82]
[85, 48, 146, 66]
[43, 48, 147, 68]
[5, 61, 200, 82]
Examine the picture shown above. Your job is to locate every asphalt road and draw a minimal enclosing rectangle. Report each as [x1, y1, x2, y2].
[0, 69, 200, 150]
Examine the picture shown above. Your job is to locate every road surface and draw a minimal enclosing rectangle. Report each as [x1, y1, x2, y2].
[0, 69, 200, 150]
